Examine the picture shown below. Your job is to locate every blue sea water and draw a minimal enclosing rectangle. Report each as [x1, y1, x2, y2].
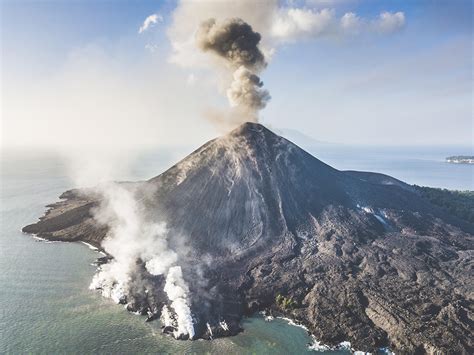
[0, 144, 472, 354]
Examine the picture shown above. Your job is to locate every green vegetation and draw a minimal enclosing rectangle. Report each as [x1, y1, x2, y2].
[415, 186, 474, 224]
[275, 294, 297, 310]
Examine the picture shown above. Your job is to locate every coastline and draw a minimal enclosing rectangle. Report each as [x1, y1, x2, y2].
[26, 230, 107, 256]
[22, 229, 366, 352]
[266, 314, 394, 354]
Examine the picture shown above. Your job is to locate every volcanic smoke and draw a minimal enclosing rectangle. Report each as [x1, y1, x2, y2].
[89, 182, 194, 339]
[196, 18, 270, 123]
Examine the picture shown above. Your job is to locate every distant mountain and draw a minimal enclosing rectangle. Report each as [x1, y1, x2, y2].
[273, 127, 334, 150]
[23, 123, 473, 353]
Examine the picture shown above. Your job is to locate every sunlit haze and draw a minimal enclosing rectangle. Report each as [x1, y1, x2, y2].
[1, 0, 472, 150]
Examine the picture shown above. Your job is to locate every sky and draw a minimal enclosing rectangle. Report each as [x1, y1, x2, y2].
[1, 0, 472, 150]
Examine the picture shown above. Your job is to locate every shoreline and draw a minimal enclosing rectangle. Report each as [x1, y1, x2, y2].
[261, 313, 394, 354]
[22, 230, 372, 351]
[26, 231, 107, 256]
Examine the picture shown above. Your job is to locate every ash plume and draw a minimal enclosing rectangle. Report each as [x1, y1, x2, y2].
[227, 66, 270, 111]
[196, 18, 266, 70]
[196, 18, 270, 124]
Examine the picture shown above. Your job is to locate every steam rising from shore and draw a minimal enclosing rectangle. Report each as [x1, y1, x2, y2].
[163, 266, 195, 338]
[89, 182, 194, 339]
[196, 18, 270, 124]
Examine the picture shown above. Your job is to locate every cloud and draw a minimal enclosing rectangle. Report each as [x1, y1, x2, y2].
[340, 12, 362, 33]
[272, 8, 406, 41]
[340, 11, 405, 35]
[374, 11, 405, 33]
[271, 8, 335, 41]
[139, 13, 163, 34]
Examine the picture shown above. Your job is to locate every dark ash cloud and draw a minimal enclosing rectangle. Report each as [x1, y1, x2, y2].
[196, 18, 266, 70]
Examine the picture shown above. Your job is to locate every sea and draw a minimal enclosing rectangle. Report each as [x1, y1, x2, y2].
[1, 143, 472, 354]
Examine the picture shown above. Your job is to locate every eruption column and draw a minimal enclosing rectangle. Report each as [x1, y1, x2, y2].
[196, 17, 270, 122]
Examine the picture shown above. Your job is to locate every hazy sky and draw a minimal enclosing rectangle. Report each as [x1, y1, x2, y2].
[1, 0, 472, 149]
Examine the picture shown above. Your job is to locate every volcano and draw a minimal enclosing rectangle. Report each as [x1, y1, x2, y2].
[23, 123, 473, 353]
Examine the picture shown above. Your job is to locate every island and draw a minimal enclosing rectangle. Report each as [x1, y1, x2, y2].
[446, 155, 474, 164]
[22, 123, 474, 353]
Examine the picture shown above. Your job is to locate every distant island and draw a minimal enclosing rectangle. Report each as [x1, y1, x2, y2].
[446, 156, 474, 164]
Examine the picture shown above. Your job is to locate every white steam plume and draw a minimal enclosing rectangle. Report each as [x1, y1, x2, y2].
[88, 181, 194, 339]
[162, 266, 195, 339]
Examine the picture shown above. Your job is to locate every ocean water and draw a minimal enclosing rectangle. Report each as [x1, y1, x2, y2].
[1, 145, 472, 354]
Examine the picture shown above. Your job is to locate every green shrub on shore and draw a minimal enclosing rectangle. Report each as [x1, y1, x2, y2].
[415, 186, 474, 224]
[276, 294, 297, 310]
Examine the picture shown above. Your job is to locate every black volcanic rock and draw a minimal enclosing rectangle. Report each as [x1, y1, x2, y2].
[23, 122, 474, 353]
